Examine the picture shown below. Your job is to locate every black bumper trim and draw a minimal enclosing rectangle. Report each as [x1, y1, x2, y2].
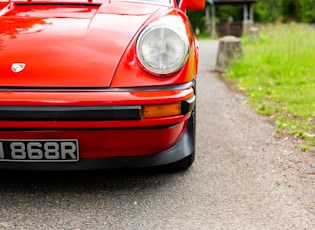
[181, 95, 196, 115]
[0, 106, 142, 121]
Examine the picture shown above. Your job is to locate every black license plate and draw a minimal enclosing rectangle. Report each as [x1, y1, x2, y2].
[0, 139, 79, 162]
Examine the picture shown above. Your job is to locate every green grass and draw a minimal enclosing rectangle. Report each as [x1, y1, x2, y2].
[225, 23, 315, 150]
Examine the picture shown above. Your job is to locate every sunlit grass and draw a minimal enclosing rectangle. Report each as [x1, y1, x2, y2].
[226, 23, 315, 149]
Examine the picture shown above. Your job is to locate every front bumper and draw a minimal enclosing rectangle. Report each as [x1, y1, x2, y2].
[0, 83, 195, 170]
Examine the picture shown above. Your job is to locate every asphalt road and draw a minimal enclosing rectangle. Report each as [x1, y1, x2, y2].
[0, 41, 314, 230]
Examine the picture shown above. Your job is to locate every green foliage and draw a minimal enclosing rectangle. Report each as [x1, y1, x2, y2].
[255, 0, 315, 23]
[282, 0, 302, 22]
[254, 0, 282, 22]
[282, 0, 315, 23]
[187, 10, 206, 33]
[226, 24, 315, 148]
[299, 0, 315, 23]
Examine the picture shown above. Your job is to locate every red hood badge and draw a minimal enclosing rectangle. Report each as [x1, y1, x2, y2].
[11, 63, 26, 73]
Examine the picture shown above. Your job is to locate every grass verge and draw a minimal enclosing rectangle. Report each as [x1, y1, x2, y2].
[225, 23, 315, 150]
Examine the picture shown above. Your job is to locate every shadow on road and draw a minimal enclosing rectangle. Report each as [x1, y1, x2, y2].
[0, 168, 190, 194]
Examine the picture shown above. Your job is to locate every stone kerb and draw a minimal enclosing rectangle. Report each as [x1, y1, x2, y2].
[215, 36, 243, 72]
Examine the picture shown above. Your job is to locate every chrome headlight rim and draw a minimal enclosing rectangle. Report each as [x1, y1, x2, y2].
[136, 17, 190, 76]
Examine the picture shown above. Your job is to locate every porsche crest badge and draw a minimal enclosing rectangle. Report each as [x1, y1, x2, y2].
[11, 63, 26, 73]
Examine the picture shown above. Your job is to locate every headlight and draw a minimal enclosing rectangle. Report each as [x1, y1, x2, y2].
[136, 16, 189, 76]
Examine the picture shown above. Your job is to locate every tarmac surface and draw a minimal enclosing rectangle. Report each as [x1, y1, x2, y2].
[0, 40, 314, 229]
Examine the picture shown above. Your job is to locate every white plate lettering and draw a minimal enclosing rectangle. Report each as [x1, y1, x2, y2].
[0, 140, 79, 162]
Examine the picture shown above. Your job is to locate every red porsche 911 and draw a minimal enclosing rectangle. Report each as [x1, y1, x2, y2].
[0, 0, 205, 170]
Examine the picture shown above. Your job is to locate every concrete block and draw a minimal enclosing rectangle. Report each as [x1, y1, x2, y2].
[215, 36, 242, 72]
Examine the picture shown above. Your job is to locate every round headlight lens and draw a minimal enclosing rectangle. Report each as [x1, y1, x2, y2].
[136, 18, 189, 76]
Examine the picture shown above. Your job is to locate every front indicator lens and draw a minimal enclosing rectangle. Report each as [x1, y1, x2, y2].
[143, 103, 181, 118]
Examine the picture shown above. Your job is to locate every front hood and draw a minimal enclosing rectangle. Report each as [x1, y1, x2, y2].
[0, 0, 163, 87]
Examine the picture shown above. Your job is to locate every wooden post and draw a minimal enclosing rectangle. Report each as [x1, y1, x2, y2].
[249, 3, 254, 24]
[205, 3, 211, 34]
[211, 3, 217, 39]
[242, 4, 252, 35]
[243, 3, 254, 35]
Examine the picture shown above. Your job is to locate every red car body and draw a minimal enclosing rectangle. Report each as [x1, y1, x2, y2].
[0, 0, 205, 170]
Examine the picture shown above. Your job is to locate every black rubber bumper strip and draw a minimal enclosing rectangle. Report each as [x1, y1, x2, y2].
[0, 106, 142, 121]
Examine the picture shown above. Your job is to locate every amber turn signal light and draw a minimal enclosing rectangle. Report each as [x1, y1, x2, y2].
[143, 103, 181, 118]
